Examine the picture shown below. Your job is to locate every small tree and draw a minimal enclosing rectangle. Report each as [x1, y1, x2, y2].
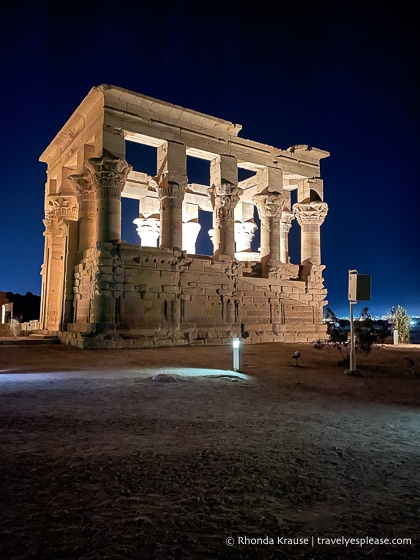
[325, 307, 348, 344]
[324, 306, 337, 322]
[389, 305, 411, 343]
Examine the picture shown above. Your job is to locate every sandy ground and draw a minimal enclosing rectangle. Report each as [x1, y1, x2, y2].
[0, 341, 419, 559]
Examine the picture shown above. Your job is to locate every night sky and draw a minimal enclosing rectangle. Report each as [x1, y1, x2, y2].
[1, 1, 418, 318]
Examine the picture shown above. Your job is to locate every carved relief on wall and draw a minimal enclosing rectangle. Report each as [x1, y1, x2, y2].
[45, 195, 79, 222]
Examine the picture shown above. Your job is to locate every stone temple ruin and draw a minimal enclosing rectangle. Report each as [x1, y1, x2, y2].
[39, 85, 329, 348]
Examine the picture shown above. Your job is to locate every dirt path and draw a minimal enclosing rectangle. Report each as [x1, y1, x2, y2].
[1, 343, 419, 559]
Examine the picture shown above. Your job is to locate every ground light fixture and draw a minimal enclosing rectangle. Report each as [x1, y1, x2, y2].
[232, 338, 242, 372]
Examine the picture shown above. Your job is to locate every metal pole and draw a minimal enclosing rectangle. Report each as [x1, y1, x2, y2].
[349, 300, 356, 373]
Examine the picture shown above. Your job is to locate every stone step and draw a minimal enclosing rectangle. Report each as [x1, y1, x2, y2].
[0, 336, 60, 346]
[29, 333, 59, 340]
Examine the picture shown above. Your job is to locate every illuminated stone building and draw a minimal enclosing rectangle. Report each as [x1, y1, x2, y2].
[39, 85, 329, 348]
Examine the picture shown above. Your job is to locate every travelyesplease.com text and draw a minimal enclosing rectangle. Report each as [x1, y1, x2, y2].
[225, 535, 412, 547]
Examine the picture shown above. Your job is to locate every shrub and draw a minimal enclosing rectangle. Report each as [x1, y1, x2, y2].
[355, 307, 375, 354]
[389, 305, 411, 343]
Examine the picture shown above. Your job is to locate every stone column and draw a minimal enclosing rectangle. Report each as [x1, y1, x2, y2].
[234, 201, 257, 253]
[235, 222, 257, 253]
[208, 155, 242, 258]
[133, 216, 160, 247]
[69, 168, 97, 251]
[85, 153, 132, 243]
[40, 195, 79, 331]
[182, 222, 201, 254]
[208, 228, 215, 251]
[133, 196, 161, 247]
[293, 201, 328, 264]
[280, 209, 294, 263]
[157, 141, 187, 249]
[42, 216, 68, 331]
[253, 192, 284, 276]
[182, 202, 201, 254]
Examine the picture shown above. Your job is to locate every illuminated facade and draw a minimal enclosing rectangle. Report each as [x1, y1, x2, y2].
[39, 85, 329, 348]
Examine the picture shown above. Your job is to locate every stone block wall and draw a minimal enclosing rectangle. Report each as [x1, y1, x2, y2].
[61, 242, 328, 348]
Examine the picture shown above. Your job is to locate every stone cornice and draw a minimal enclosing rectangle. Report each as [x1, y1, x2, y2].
[101, 84, 242, 137]
[102, 85, 329, 164]
[39, 87, 104, 167]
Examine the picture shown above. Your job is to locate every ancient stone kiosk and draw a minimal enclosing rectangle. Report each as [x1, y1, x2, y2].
[39, 85, 329, 348]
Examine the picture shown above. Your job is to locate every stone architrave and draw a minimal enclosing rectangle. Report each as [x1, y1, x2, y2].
[253, 191, 285, 274]
[280, 209, 294, 263]
[293, 201, 328, 264]
[157, 141, 187, 249]
[85, 153, 132, 242]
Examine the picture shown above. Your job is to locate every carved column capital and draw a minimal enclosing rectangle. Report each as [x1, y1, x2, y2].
[208, 181, 243, 220]
[253, 191, 285, 219]
[279, 209, 294, 264]
[68, 168, 96, 201]
[44, 195, 78, 231]
[86, 154, 132, 194]
[157, 178, 186, 210]
[208, 228, 215, 246]
[280, 209, 294, 233]
[293, 201, 328, 226]
[235, 221, 257, 252]
[46, 195, 79, 221]
[43, 214, 67, 239]
[133, 216, 161, 247]
[293, 201, 328, 265]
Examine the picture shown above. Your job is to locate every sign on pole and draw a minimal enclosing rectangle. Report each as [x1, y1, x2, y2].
[346, 270, 372, 376]
[348, 273, 371, 302]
